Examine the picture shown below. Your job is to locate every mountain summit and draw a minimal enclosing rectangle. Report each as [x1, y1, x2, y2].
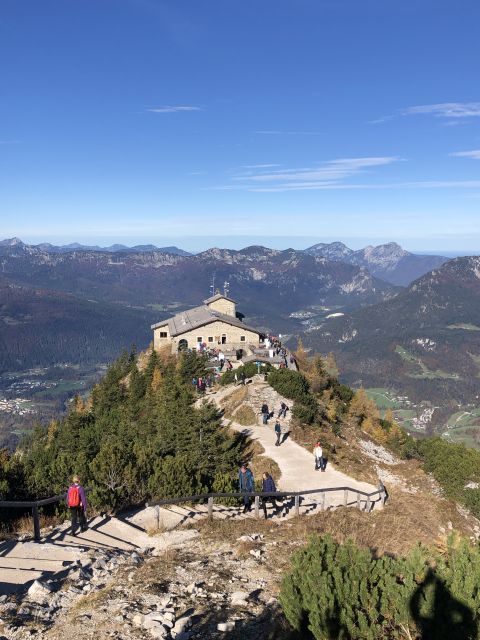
[305, 241, 448, 285]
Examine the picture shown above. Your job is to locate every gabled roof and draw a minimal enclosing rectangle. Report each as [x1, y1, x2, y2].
[203, 293, 236, 304]
[151, 304, 261, 337]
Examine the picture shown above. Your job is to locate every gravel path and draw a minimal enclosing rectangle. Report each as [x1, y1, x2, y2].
[210, 378, 380, 505]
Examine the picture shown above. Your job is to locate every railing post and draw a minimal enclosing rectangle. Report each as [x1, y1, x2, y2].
[366, 495, 371, 512]
[208, 496, 214, 518]
[356, 493, 361, 510]
[343, 489, 348, 507]
[32, 504, 41, 542]
[294, 494, 300, 516]
[254, 496, 260, 518]
[321, 492, 326, 511]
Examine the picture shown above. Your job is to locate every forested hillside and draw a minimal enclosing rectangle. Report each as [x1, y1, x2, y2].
[0, 280, 158, 372]
[0, 349, 241, 509]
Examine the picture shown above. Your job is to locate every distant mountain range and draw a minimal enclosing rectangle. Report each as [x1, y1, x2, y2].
[0, 237, 191, 256]
[2, 237, 473, 393]
[305, 241, 449, 286]
[0, 242, 396, 332]
[300, 256, 480, 413]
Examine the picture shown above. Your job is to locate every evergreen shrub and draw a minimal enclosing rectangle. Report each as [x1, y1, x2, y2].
[280, 534, 480, 640]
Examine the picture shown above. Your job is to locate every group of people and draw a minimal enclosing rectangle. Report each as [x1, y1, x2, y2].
[67, 441, 328, 534]
[238, 464, 282, 518]
[191, 373, 218, 393]
[259, 400, 290, 446]
[233, 370, 247, 385]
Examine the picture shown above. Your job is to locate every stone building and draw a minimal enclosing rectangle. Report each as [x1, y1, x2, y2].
[151, 294, 262, 354]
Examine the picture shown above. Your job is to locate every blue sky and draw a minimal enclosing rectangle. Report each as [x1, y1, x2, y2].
[1, 0, 480, 253]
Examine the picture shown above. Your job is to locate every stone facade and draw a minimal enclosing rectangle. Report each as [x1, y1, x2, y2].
[207, 297, 236, 317]
[153, 320, 259, 353]
[151, 295, 261, 354]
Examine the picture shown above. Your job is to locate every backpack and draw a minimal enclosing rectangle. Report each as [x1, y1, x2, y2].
[68, 485, 81, 508]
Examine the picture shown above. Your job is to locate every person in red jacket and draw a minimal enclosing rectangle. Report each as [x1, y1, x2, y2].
[67, 475, 88, 535]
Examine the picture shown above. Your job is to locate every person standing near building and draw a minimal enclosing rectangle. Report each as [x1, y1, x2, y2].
[314, 442, 325, 471]
[239, 464, 254, 513]
[67, 475, 88, 535]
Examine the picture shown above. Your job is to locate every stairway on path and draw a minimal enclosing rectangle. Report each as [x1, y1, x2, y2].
[0, 515, 161, 596]
[206, 377, 383, 512]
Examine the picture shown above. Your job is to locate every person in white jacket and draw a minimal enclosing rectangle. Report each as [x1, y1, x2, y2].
[314, 442, 325, 471]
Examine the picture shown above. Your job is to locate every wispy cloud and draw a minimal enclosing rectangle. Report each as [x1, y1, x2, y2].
[402, 102, 480, 118]
[0, 139, 21, 144]
[254, 130, 322, 136]
[242, 163, 282, 169]
[218, 156, 400, 192]
[370, 101, 480, 126]
[217, 179, 480, 193]
[450, 149, 480, 160]
[146, 105, 202, 113]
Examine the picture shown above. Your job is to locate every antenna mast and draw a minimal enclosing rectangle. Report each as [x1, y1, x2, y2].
[224, 281, 230, 298]
[210, 274, 216, 297]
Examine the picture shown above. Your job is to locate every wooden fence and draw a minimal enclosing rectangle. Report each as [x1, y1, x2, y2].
[0, 483, 387, 542]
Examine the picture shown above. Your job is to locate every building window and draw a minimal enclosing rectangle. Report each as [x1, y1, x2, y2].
[197, 337, 203, 343]
[208, 336, 214, 343]
[159, 331, 168, 338]
[240, 336, 246, 342]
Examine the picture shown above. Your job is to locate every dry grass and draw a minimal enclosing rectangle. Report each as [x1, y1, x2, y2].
[242, 438, 281, 483]
[221, 385, 248, 418]
[236, 539, 262, 558]
[195, 483, 474, 561]
[232, 405, 256, 425]
[68, 584, 115, 619]
[1, 513, 64, 539]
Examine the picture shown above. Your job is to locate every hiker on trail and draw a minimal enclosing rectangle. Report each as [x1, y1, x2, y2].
[314, 442, 326, 472]
[261, 403, 269, 425]
[274, 421, 282, 446]
[239, 464, 255, 513]
[67, 475, 88, 535]
[262, 472, 281, 519]
[278, 401, 289, 419]
[240, 371, 246, 385]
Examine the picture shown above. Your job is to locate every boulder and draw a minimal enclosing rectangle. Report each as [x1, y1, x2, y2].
[27, 580, 53, 604]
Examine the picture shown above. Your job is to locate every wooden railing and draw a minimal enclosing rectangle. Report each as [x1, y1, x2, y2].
[0, 490, 88, 542]
[0, 483, 387, 542]
[147, 483, 388, 521]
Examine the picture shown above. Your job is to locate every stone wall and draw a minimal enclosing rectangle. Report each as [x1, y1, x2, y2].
[206, 298, 236, 317]
[154, 320, 259, 353]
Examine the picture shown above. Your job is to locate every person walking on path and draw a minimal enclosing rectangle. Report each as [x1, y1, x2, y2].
[261, 402, 270, 425]
[274, 420, 282, 446]
[240, 371, 246, 385]
[278, 402, 289, 419]
[314, 442, 326, 471]
[261, 472, 281, 519]
[67, 475, 88, 535]
[239, 464, 255, 513]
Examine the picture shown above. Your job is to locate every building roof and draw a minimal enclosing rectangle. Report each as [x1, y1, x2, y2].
[151, 304, 261, 338]
[203, 293, 236, 305]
